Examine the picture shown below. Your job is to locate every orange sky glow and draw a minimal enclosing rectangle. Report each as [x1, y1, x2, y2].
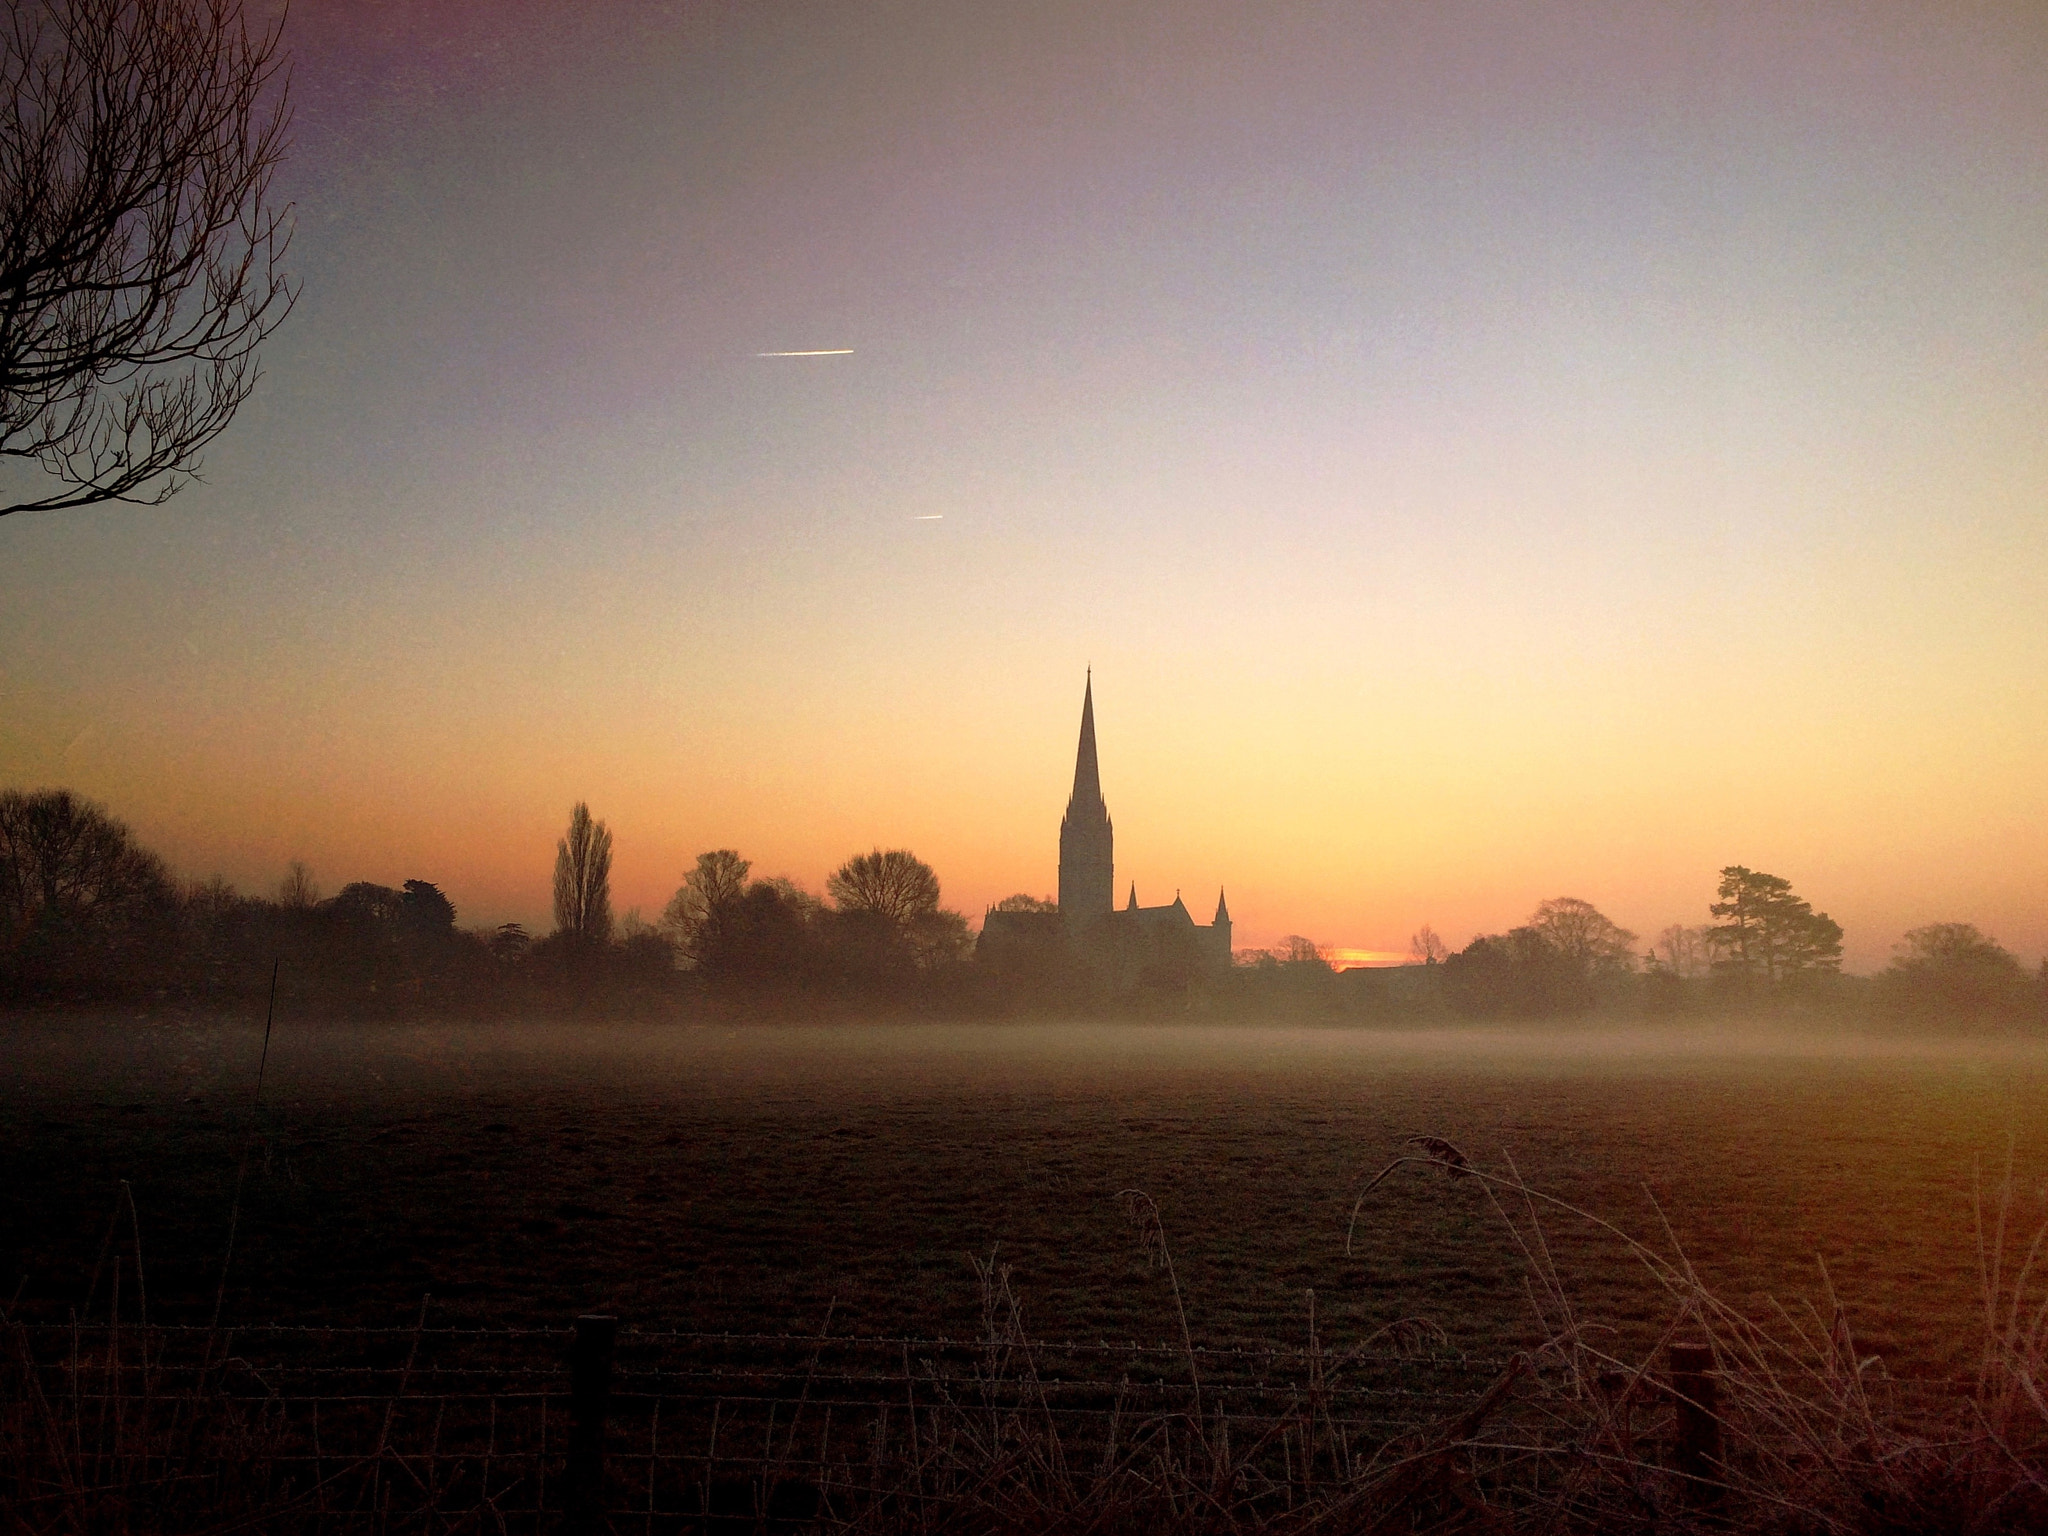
[2, 1, 2043, 972]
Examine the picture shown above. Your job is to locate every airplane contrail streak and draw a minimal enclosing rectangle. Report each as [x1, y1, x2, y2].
[754, 349, 854, 357]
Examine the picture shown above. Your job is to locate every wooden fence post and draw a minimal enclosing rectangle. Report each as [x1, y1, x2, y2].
[1668, 1341, 1722, 1510]
[565, 1314, 617, 1535]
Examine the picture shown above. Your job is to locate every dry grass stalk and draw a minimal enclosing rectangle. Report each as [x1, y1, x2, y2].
[4, 1151, 2043, 1534]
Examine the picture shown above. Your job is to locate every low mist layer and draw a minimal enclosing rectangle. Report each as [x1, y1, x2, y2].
[7, 1015, 2044, 1380]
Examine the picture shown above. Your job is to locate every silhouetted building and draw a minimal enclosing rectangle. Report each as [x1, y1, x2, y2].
[981, 675, 1232, 987]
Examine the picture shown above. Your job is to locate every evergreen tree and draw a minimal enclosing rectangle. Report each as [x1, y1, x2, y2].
[1708, 866, 1843, 983]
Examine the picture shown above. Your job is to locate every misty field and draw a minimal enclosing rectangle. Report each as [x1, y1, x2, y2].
[6, 1017, 2045, 1382]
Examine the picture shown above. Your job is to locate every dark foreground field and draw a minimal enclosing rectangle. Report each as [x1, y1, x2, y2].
[6, 1015, 2045, 1374]
[7, 1014, 2048, 1533]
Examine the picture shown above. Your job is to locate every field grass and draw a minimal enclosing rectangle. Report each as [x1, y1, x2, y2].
[5, 1014, 2047, 1532]
[5, 1015, 2045, 1382]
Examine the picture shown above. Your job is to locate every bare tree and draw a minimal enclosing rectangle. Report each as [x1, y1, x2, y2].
[1528, 896, 1637, 975]
[2, 0, 294, 518]
[993, 893, 1057, 913]
[1408, 924, 1448, 965]
[660, 848, 750, 964]
[1276, 934, 1331, 969]
[1654, 923, 1714, 978]
[827, 848, 941, 926]
[552, 802, 612, 944]
[0, 786, 170, 932]
[276, 857, 317, 909]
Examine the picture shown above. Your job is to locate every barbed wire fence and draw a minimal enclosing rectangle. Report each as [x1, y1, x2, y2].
[3, 1310, 1986, 1534]
[0, 1316, 1552, 1531]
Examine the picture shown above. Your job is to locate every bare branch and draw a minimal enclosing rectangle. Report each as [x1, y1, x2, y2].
[0, 0, 294, 518]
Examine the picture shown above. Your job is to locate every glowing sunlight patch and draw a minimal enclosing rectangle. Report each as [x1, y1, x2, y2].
[1330, 948, 1408, 970]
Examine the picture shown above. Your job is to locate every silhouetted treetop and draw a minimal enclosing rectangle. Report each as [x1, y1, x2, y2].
[330, 881, 401, 924]
[0, 786, 170, 931]
[400, 879, 455, 934]
[277, 858, 318, 909]
[552, 802, 612, 944]
[661, 849, 750, 965]
[994, 893, 1057, 913]
[1442, 925, 1589, 1017]
[1527, 897, 1637, 976]
[1653, 924, 1714, 978]
[1881, 922, 2037, 1022]
[1408, 924, 1448, 965]
[828, 848, 941, 926]
[1275, 935, 1332, 970]
[1709, 866, 1842, 983]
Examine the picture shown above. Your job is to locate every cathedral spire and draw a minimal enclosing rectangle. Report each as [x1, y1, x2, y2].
[1058, 672, 1114, 916]
[1071, 670, 1102, 807]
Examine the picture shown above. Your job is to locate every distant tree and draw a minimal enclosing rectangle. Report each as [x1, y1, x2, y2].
[183, 872, 239, 919]
[994, 893, 1057, 913]
[827, 848, 941, 927]
[398, 878, 456, 935]
[908, 908, 973, 969]
[1408, 924, 1448, 965]
[1654, 923, 1714, 978]
[1442, 927, 1587, 1017]
[660, 849, 750, 965]
[0, 787, 171, 935]
[329, 880, 400, 924]
[490, 921, 530, 962]
[0, 787, 174, 993]
[277, 858, 318, 909]
[1275, 935, 1332, 970]
[1, 0, 295, 518]
[614, 924, 678, 986]
[701, 877, 824, 984]
[1881, 923, 2035, 1023]
[177, 871, 247, 980]
[1528, 897, 1636, 977]
[1708, 866, 1842, 983]
[825, 849, 978, 988]
[552, 802, 612, 943]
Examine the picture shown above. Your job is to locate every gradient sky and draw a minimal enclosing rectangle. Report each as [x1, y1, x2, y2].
[2, 0, 2043, 968]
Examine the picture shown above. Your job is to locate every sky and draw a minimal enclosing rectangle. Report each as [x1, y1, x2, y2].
[2, 0, 2044, 969]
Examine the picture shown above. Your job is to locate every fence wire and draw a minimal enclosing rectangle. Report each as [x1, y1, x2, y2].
[2, 1320, 1978, 1533]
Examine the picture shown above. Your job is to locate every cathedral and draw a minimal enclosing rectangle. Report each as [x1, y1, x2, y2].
[979, 674, 1234, 981]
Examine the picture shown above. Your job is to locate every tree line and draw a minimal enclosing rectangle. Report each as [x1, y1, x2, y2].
[0, 790, 982, 1015]
[1, 786, 2041, 1026]
[1271, 872, 2042, 1027]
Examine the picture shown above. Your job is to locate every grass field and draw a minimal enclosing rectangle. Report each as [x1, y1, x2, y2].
[6, 1015, 2046, 1381]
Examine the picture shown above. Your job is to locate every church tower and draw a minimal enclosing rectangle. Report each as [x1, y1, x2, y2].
[1058, 673, 1114, 918]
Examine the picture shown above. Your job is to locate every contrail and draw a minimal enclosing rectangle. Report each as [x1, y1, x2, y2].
[911, 515, 943, 520]
[755, 349, 853, 357]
